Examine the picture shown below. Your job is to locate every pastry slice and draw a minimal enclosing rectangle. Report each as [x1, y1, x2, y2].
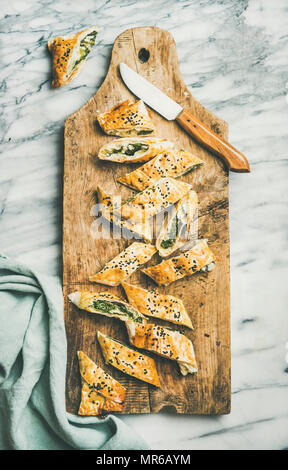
[68, 290, 146, 324]
[126, 322, 198, 376]
[97, 100, 155, 137]
[97, 186, 153, 242]
[98, 137, 174, 163]
[142, 239, 215, 286]
[115, 177, 191, 224]
[77, 350, 126, 415]
[122, 282, 193, 329]
[156, 189, 198, 257]
[89, 242, 157, 286]
[118, 150, 203, 191]
[97, 332, 160, 387]
[48, 26, 99, 88]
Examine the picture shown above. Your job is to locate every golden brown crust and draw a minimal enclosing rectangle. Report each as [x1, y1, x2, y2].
[97, 100, 155, 137]
[48, 26, 98, 88]
[98, 137, 174, 163]
[48, 36, 78, 88]
[118, 150, 203, 191]
[97, 186, 153, 242]
[121, 282, 193, 329]
[97, 332, 161, 387]
[78, 381, 124, 415]
[77, 351, 126, 416]
[89, 242, 157, 286]
[115, 177, 191, 224]
[142, 239, 215, 286]
[156, 189, 198, 257]
[126, 322, 198, 375]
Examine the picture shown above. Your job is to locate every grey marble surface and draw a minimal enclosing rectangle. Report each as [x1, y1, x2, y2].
[1, 0, 288, 450]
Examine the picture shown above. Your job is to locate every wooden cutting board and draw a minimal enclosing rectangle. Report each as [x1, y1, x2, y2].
[63, 27, 230, 415]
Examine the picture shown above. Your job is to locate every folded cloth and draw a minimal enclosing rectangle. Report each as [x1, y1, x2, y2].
[0, 254, 148, 450]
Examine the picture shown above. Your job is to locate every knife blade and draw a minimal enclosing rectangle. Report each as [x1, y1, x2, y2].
[119, 62, 250, 173]
[120, 62, 182, 121]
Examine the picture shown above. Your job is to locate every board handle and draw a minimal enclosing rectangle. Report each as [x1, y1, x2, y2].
[176, 109, 250, 172]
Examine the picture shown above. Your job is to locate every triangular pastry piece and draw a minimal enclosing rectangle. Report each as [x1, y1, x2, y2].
[77, 350, 126, 416]
[48, 26, 99, 88]
[97, 100, 155, 137]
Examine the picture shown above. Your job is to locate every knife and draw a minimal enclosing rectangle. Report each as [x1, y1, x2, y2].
[119, 62, 250, 173]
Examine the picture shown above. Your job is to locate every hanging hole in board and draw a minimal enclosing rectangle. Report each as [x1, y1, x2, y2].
[138, 48, 150, 63]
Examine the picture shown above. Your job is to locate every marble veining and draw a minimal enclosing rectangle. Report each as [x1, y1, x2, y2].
[1, 0, 288, 450]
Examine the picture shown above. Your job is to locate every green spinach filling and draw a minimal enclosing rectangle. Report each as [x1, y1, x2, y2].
[106, 143, 149, 158]
[160, 214, 185, 250]
[137, 130, 153, 135]
[125, 143, 149, 155]
[72, 31, 98, 70]
[182, 163, 203, 175]
[160, 238, 174, 250]
[92, 299, 144, 323]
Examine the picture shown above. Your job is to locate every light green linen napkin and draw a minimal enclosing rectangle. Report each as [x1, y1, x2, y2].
[0, 254, 148, 450]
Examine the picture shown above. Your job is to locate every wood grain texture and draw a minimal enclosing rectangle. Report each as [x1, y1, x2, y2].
[63, 27, 231, 415]
[176, 109, 250, 172]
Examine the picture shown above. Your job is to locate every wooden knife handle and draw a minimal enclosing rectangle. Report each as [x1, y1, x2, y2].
[176, 109, 250, 172]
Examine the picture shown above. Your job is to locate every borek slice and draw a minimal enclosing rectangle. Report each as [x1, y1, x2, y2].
[118, 150, 203, 191]
[156, 189, 198, 257]
[125, 322, 198, 376]
[97, 332, 161, 387]
[48, 26, 99, 88]
[97, 100, 155, 137]
[142, 239, 215, 286]
[69, 290, 146, 324]
[97, 186, 153, 243]
[98, 137, 174, 163]
[77, 350, 126, 416]
[114, 177, 191, 224]
[89, 242, 157, 286]
[121, 282, 193, 329]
